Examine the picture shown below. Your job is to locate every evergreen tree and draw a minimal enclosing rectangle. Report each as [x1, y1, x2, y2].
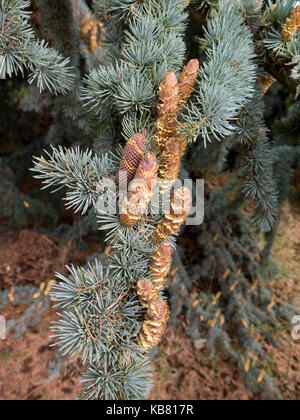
[178, 0, 300, 399]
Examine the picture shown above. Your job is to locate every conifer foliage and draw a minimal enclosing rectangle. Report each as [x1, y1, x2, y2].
[0, 0, 73, 93]
[33, 0, 201, 400]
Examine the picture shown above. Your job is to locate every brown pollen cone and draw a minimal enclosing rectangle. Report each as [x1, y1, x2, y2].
[178, 59, 199, 108]
[138, 299, 170, 350]
[153, 71, 180, 150]
[281, 5, 300, 42]
[120, 193, 146, 227]
[120, 153, 158, 227]
[149, 242, 173, 291]
[152, 187, 192, 243]
[137, 279, 158, 308]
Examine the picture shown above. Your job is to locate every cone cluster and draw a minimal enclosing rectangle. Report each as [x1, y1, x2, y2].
[178, 59, 200, 107]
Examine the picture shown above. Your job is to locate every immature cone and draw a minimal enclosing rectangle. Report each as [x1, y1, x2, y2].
[281, 5, 300, 42]
[178, 59, 199, 108]
[138, 299, 170, 350]
[119, 133, 146, 187]
[149, 242, 173, 291]
[158, 127, 188, 193]
[152, 187, 192, 242]
[153, 71, 180, 150]
[120, 153, 158, 227]
[137, 279, 158, 308]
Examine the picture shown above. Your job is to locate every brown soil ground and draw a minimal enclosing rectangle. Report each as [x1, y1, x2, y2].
[0, 206, 299, 400]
